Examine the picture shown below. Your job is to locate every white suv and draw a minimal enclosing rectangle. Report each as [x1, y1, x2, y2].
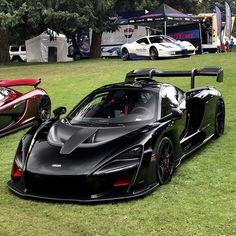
[9, 45, 27, 62]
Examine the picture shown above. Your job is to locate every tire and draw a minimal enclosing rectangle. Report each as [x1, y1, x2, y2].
[37, 96, 51, 123]
[121, 48, 130, 61]
[156, 137, 174, 185]
[150, 47, 158, 60]
[214, 100, 225, 138]
[11, 56, 21, 63]
[73, 53, 82, 61]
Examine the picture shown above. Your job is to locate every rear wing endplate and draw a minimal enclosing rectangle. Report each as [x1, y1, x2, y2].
[125, 67, 223, 89]
[0, 78, 41, 88]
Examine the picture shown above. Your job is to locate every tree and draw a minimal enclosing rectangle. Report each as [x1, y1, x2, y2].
[10, 1, 92, 43]
[8, 0, 115, 59]
[0, 1, 26, 63]
[89, 0, 116, 58]
[114, 0, 144, 11]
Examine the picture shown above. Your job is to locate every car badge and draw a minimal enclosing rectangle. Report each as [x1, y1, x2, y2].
[51, 164, 62, 168]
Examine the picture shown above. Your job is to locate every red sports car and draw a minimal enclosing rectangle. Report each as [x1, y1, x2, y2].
[0, 78, 51, 137]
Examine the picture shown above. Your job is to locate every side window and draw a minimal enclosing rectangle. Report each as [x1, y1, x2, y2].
[21, 46, 26, 51]
[136, 38, 149, 45]
[161, 85, 184, 117]
[10, 46, 19, 52]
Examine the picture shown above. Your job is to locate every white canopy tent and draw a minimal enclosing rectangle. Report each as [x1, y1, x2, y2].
[25, 31, 72, 62]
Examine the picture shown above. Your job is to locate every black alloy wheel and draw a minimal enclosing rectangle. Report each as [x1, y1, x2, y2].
[37, 96, 51, 122]
[156, 137, 174, 185]
[214, 100, 225, 138]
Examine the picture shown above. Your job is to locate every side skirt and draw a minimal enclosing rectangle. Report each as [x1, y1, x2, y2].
[0, 121, 35, 138]
[175, 133, 214, 168]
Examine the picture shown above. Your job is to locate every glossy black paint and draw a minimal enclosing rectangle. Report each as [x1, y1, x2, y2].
[8, 68, 224, 203]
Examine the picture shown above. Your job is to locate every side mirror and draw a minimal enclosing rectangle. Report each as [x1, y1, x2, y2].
[158, 108, 183, 122]
[170, 108, 183, 119]
[53, 107, 67, 119]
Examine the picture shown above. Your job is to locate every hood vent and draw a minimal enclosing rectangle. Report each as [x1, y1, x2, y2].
[83, 130, 98, 144]
[47, 121, 99, 154]
[59, 128, 98, 154]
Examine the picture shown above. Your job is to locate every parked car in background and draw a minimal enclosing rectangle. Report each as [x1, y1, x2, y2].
[9, 45, 27, 62]
[121, 35, 196, 60]
[0, 79, 51, 137]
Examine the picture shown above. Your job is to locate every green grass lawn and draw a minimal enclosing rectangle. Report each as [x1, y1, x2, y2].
[0, 54, 236, 236]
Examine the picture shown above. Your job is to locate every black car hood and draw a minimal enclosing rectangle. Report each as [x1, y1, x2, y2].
[47, 120, 142, 154]
[26, 120, 154, 176]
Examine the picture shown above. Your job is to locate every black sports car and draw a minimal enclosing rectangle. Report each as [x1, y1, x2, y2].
[8, 67, 225, 203]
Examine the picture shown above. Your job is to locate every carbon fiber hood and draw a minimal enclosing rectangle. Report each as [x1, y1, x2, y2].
[47, 120, 143, 154]
[26, 119, 150, 176]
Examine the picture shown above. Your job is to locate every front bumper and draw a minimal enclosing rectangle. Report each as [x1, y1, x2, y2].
[7, 180, 158, 203]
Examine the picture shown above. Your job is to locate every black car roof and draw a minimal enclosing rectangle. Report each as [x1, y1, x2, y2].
[94, 80, 162, 93]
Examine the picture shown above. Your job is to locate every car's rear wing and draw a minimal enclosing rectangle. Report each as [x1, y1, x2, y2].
[125, 67, 223, 89]
[0, 78, 41, 88]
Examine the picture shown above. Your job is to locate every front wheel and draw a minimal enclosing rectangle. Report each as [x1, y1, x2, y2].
[37, 96, 51, 123]
[214, 100, 225, 138]
[150, 47, 158, 60]
[156, 137, 174, 185]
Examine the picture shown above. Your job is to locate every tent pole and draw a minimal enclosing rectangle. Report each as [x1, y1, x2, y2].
[127, 24, 129, 43]
[198, 22, 203, 54]
[164, 20, 167, 35]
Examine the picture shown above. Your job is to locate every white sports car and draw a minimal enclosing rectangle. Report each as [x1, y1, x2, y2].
[121, 35, 196, 60]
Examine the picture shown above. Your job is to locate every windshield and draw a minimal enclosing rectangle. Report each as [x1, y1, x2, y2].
[149, 36, 176, 44]
[68, 88, 157, 126]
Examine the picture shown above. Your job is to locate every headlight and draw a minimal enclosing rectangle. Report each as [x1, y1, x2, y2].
[11, 140, 23, 181]
[117, 146, 143, 160]
[94, 146, 143, 175]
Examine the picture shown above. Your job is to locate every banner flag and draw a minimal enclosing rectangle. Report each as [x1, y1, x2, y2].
[215, 6, 222, 42]
[225, 1, 232, 38]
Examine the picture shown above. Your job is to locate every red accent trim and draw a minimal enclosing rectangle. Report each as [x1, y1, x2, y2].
[0, 78, 41, 88]
[124, 105, 128, 115]
[113, 173, 133, 187]
[111, 99, 116, 104]
[0, 88, 46, 113]
[11, 162, 22, 180]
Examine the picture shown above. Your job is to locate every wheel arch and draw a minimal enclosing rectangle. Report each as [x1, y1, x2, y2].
[153, 125, 182, 162]
[149, 46, 158, 54]
[11, 55, 23, 62]
[36, 95, 51, 122]
[122, 47, 129, 53]
[214, 98, 225, 138]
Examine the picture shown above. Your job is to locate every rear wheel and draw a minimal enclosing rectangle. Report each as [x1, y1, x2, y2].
[73, 53, 82, 61]
[37, 96, 51, 122]
[122, 48, 130, 60]
[156, 137, 174, 185]
[214, 100, 225, 138]
[150, 47, 158, 60]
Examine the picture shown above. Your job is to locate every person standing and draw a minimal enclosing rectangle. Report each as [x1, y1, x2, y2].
[225, 40, 229, 52]
[229, 38, 234, 52]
